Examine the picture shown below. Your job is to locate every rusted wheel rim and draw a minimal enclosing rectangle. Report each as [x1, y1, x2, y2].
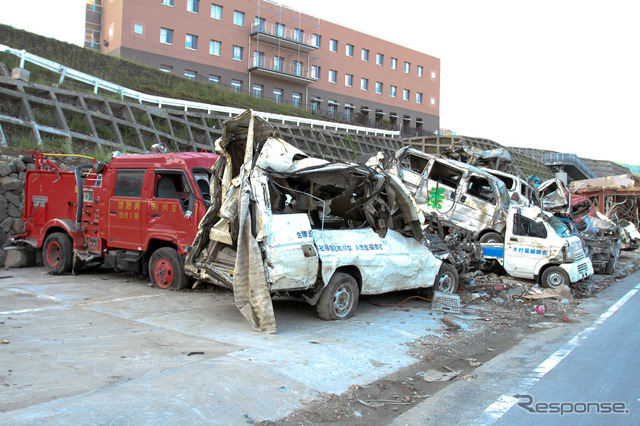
[438, 272, 455, 294]
[153, 259, 174, 288]
[547, 271, 565, 287]
[333, 284, 354, 317]
[46, 241, 61, 267]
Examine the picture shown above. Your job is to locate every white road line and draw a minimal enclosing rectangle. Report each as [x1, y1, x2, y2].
[480, 282, 640, 424]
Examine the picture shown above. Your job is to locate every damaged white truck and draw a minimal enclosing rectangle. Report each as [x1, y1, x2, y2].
[482, 207, 594, 287]
[185, 110, 457, 333]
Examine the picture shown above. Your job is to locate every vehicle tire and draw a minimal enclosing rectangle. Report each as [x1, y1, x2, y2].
[479, 232, 503, 244]
[540, 266, 569, 289]
[149, 247, 188, 290]
[43, 232, 73, 274]
[434, 263, 459, 294]
[316, 272, 359, 320]
[604, 256, 616, 275]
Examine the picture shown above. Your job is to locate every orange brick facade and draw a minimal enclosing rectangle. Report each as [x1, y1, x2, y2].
[100, 0, 440, 134]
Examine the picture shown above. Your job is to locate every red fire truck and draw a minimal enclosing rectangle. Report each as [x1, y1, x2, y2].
[17, 151, 219, 289]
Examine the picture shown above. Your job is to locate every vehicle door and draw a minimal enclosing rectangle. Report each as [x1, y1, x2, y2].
[107, 168, 146, 250]
[260, 181, 319, 292]
[503, 211, 550, 277]
[145, 170, 200, 253]
[419, 159, 462, 220]
[451, 173, 498, 231]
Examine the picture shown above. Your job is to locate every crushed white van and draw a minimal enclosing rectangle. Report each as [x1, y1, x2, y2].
[185, 110, 456, 333]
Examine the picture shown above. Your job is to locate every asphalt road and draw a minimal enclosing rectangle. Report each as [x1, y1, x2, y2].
[393, 270, 640, 425]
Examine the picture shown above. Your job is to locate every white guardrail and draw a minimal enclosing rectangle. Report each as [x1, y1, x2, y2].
[1, 44, 400, 138]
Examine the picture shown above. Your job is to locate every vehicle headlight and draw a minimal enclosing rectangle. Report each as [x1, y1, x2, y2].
[563, 242, 577, 263]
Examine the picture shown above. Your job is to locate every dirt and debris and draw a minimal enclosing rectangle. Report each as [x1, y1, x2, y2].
[266, 249, 640, 426]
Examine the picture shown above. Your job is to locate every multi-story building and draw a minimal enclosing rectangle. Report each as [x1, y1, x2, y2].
[85, 0, 440, 135]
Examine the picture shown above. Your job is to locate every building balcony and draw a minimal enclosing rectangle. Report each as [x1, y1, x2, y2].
[250, 23, 318, 53]
[249, 57, 317, 84]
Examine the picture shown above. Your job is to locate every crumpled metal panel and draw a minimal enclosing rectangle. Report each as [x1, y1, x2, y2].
[314, 228, 441, 295]
[539, 178, 571, 217]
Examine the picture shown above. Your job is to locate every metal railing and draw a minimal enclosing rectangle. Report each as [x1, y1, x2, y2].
[543, 152, 597, 179]
[0, 43, 400, 138]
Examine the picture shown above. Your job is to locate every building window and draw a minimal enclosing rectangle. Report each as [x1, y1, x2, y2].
[345, 74, 353, 87]
[361, 48, 369, 61]
[312, 33, 321, 47]
[329, 69, 337, 83]
[431, 70, 437, 80]
[294, 28, 304, 43]
[376, 53, 383, 66]
[375, 81, 383, 94]
[159, 64, 172, 73]
[292, 92, 302, 108]
[184, 70, 197, 80]
[252, 84, 263, 98]
[310, 96, 321, 112]
[346, 44, 354, 57]
[404, 61, 410, 73]
[361, 78, 368, 91]
[253, 51, 264, 67]
[211, 4, 222, 19]
[161, 0, 174, 6]
[312, 65, 320, 79]
[231, 79, 242, 92]
[293, 61, 303, 76]
[417, 65, 423, 77]
[232, 45, 243, 60]
[187, 0, 199, 13]
[160, 28, 173, 45]
[430, 96, 436, 105]
[254, 17, 266, 32]
[390, 85, 397, 97]
[209, 40, 221, 56]
[273, 56, 283, 72]
[276, 23, 285, 37]
[344, 104, 353, 121]
[416, 92, 423, 104]
[329, 39, 338, 52]
[209, 75, 220, 85]
[390, 57, 397, 70]
[185, 34, 198, 50]
[273, 88, 283, 103]
[133, 24, 144, 35]
[403, 89, 410, 101]
[233, 10, 244, 26]
[328, 102, 336, 118]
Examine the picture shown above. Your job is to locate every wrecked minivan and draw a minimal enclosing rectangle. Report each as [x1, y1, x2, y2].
[483, 168, 541, 208]
[387, 147, 510, 243]
[185, 110, 456, 333]
[539, 178, 571, 217]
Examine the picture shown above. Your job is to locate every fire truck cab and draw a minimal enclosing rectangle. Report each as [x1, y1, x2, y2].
[19, 152, 219, 289]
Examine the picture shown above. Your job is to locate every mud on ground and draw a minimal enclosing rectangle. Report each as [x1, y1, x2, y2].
[266, 250, 640, 425]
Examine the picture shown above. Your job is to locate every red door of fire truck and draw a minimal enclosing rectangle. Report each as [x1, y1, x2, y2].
[145, 170, 200, 254]
[107, 169, 147, 250]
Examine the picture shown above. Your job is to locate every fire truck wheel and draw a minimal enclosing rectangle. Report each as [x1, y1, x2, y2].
[434, 263, 459, 294]
[43, 232, 73, 274]
[316, 272, 359, 321]
[149, 247, 187, 290]
[540, 266, 569, 289]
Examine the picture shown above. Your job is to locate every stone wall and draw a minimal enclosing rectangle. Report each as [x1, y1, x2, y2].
[0, 154, 30, 266]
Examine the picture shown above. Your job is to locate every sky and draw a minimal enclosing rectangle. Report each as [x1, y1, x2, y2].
[1, 0, 638, 164]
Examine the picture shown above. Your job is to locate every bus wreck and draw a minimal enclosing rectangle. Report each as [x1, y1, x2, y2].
[185, 110, 455, 333]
